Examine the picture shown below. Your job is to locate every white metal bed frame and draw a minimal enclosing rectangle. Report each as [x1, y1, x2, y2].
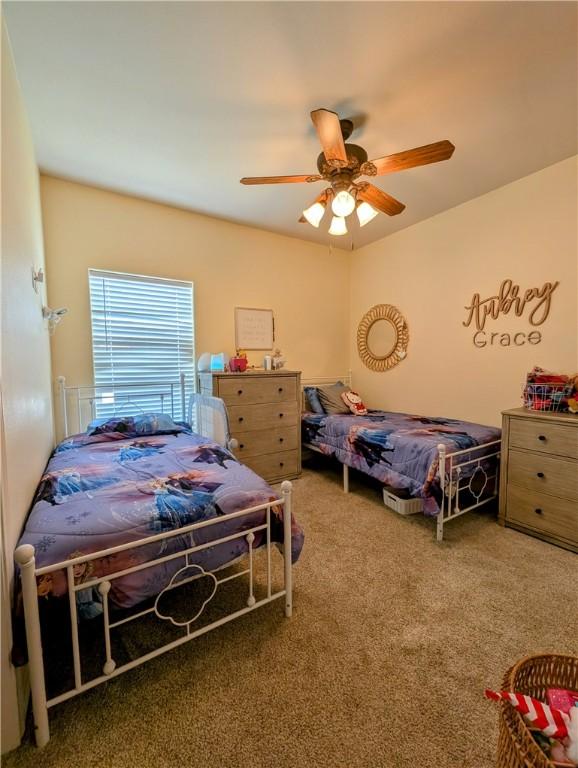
[15, 377, 294, 747]
[301, 374, 501, 541]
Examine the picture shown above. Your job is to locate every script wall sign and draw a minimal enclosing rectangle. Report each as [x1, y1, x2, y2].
[463, 279, 559, 347]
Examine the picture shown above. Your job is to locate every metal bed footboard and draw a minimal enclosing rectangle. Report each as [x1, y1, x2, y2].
[15, 483, 293, 747]
[435, 439, 501, 541]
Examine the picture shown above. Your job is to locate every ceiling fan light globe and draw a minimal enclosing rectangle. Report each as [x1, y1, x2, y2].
[302, 202, 326, 228]
[356, 201, 379, 227]
[331, 190, 355, 217]
[328, 216, 348, 236]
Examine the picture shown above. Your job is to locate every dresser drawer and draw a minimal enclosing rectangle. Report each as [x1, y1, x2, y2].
[218, 376, 297, 406]
[508, 449, 578, 500]
[243, 449, 300, 481]
[234, 426, 298, 458]
[506, 485, 578, 545]
[228, 402, 298, 433]
[509, 417, 578, 459]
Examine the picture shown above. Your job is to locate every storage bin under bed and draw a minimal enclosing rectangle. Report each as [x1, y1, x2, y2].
[382, 488, 423, 516]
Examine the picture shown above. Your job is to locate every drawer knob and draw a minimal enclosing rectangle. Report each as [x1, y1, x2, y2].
[278, 387, 283, 393]
[279, 437, 284, 443]
[238, 417, 244, 423]
[237, 389, 243, 395]
[538, 435, 547, 441]
[535, 508, 543, 515]
[536, 472, 545, 478]
[280, 462, 284, 467]
[279, 413, 284, 418]
[240, 443, 245, 449]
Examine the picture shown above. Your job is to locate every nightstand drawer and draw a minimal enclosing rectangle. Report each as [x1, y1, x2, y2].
[509, 418, 578, 459]
[243, 450, 299, 481]
[218, 376, 296, 406]
[508, 449, 577, 500]
[233, 426, 298, 458]
[228, 402, 298, 433]
[506, 485, 578, 543]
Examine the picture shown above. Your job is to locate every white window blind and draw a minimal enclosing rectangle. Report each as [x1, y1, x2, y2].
[89, 270, 195, 420]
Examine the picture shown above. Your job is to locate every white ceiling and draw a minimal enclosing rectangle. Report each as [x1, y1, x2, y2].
[4, 1, 577, 249]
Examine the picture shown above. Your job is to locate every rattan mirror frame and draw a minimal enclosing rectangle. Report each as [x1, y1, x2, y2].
[357, 304, 409, 372]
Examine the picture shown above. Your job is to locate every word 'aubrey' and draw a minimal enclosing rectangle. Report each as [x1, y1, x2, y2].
[463, 279, 559, 331]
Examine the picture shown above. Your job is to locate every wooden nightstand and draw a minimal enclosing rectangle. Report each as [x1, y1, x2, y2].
[499, 408, 577, 553]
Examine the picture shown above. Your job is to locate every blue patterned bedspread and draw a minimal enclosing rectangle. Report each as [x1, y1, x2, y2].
[302, 411, 501, 515]
[17, 431, 304, 613]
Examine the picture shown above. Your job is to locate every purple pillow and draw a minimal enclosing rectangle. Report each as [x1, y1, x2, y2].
[87, 413, 187, 436]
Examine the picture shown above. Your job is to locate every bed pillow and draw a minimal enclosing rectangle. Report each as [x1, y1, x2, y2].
[341, 390, 368, 416]
[303, 386, 325, 414]
[316, 383, 351, 415]
[133, 414, 189, 435]
[87, 413, 187, 437]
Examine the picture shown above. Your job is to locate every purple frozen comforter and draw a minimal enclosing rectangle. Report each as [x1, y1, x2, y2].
[17, 430, 304, 612]
[302, 410, 500, 514]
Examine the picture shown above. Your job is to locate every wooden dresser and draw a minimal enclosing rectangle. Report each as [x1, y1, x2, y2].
[198, 370, 301, 484]
[499, 408, 577, 553]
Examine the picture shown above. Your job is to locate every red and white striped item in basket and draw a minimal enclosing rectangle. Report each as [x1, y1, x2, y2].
[485, 689, 569, 739]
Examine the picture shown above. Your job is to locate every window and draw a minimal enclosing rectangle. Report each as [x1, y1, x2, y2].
[88, 270, 195, 420]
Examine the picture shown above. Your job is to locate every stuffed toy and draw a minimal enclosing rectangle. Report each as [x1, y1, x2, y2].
[485, 689, 578, 765]
[341, 390, 368, 416]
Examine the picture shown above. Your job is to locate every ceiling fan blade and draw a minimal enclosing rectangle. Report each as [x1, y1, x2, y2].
[369, 140, 455, 176]
[310, 109, 348, 166]
[240, 174, 321, 185]
[298, 189, 330, 223]
[357, 184, 405, 216]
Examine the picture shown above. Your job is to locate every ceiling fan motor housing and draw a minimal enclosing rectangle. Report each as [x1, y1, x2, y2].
[316, 143, 369, 188]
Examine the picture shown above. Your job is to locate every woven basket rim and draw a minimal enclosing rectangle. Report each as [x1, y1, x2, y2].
[504, 652, 578, 686]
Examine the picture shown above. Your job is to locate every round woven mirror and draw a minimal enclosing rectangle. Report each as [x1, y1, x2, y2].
[357, 304, 409, 372]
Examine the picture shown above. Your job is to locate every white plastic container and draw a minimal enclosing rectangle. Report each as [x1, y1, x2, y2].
[382, 489, 423, 516]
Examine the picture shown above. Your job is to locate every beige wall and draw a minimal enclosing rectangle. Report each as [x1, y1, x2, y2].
[349, 156, 578, 427]
[40, 176, 351, 438]
[41, 158, 577, 438]
[1, 20, 54, 752]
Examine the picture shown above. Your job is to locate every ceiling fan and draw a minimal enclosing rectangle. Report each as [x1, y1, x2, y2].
[240, 108, 455, 236]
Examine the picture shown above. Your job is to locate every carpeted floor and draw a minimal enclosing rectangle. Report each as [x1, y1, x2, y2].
[5, 461, 577, 768]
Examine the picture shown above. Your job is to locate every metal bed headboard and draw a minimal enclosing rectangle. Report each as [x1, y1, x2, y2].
[301, 372, 352, 388]
[57, 374, 187, 438]
[301, 372, 353, 410]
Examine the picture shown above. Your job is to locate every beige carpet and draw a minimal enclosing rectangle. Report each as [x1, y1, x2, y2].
[5, 462, 577, 768]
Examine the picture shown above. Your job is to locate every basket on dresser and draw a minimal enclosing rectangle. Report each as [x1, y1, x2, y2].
[498, 408, 577, 553]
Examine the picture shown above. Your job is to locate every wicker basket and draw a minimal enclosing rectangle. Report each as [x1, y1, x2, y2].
[496, 654, 578, 768]
[523, 383, 575, 412]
